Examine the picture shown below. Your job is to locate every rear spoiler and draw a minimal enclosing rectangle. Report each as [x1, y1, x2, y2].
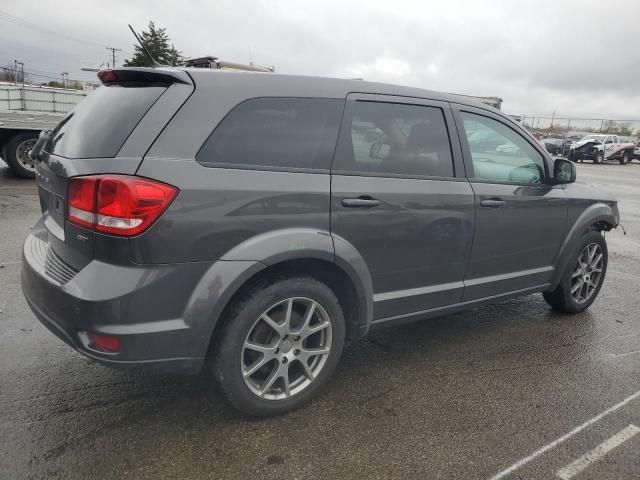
[97, 67, 192, 86]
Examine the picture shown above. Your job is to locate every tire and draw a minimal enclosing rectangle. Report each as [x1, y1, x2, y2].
[594, 152, 603, 164]
[543, 230, 608, 314]
[209, 276, 346, 416]
[620, 152, 631, 165]
[4, 132, 38, 178]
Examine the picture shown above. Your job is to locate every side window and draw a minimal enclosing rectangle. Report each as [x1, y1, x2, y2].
[460, 112, 545, 184]
[196, 98, 343, 171]
[334, 101, 454, 178]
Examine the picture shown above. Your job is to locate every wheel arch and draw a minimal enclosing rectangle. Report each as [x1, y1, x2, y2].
[185, 228, 374, 360]
[550, 202, 618, 287]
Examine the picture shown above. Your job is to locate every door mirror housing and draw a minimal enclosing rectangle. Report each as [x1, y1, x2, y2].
[553, 158, 576, 184]
[369, 142, 391, 160]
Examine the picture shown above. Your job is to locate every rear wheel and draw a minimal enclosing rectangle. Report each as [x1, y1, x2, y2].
[543, 231, 607, 313]
[210, 276, 345, 416]
[4, 132, 38, 178]
[620, 151, 631, 165]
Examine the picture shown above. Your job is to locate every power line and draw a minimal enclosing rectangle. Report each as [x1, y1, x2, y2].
[0, 66, 96, 84]
[0, 9, 120, 50]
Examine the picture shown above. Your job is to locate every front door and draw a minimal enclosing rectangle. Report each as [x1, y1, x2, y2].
[331, 94, 474, 321]
[453, 106, 568, 300]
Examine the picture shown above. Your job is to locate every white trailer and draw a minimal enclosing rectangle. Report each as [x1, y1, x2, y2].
[0, 83, 87, 177]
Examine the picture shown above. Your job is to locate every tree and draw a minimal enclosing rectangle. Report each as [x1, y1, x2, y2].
[0, 64, 29, 84]
[124, 21, 183, 67]
[44, 80, 84, 90]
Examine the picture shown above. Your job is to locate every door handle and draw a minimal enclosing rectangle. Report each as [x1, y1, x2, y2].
[342, 197, 381, 208]
[480, 199, 507, 208]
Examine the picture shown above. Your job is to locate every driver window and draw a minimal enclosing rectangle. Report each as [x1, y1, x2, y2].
[460, 112, 545, 184]
[335, 101, 454, 178]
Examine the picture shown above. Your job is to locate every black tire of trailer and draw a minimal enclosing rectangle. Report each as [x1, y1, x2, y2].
[3, 132, 38, 179]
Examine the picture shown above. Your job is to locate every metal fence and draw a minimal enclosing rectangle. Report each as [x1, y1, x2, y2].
[513, 115, 640, 141]
[0, 84, 87, 114]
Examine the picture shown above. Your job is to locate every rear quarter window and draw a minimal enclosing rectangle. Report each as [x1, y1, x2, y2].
[47, 84, 166, 159]
[196, 97, 343, 171]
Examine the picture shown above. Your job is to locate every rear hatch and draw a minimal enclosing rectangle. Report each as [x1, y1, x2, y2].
[34, 68, 194, 273]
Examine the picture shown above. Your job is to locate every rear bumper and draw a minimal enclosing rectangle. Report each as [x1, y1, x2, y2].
[21, 228, 216, 373]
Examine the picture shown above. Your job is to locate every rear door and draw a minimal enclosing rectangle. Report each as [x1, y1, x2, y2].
[331, 94, 474, 321]
[603, 135, 618, 159]
[453, 104, 567, 300]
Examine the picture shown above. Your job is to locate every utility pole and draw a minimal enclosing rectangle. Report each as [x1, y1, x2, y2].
[106, 47, 122, 68]
[17, 61, 24, 87]
[61, 72, 68, 89]
[14, 59, 18, 85]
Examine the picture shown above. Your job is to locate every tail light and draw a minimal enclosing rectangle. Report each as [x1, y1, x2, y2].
[84, 332, 121, 353]
[68, 175, 178, 236]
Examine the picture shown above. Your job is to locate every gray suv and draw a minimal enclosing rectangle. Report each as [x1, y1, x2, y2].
[21, 67, 619, 416]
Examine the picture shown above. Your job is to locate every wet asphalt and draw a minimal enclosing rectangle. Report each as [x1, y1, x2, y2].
[1, 158, 639, 480]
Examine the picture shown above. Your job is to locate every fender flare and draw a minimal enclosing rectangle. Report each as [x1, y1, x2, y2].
[550, 202, 619, 287]
[184, 228, 374, 356]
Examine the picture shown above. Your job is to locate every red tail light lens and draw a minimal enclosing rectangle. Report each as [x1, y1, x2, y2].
[67, 175, 178, 236]
[97, 69, 119, 84]
[68, 176, 98, 229]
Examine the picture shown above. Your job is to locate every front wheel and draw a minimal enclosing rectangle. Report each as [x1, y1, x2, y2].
[594, 152, 604, 164]
[543, 231, 608, 313]
[210, 276, 345, 416]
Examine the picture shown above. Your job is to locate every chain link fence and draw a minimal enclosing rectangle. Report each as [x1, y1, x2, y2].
[514, 115, 640, 142]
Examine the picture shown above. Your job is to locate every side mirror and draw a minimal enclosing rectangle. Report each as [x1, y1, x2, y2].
[369, 142, 391, 160]
[553, 158, 576, 184]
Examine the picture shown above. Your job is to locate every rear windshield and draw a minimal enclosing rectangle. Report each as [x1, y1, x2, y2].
[46, 84, 165, 159]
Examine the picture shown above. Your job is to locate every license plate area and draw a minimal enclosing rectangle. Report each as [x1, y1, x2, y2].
[39, 187, 66, 241]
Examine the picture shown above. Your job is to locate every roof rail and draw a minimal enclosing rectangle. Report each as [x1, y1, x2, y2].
[184, 56, 274, 73]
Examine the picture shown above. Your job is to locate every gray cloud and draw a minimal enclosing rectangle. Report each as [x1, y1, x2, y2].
[1, 0, 639, 119]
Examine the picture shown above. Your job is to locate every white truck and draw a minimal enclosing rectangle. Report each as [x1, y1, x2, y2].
[633, 140, 640, 162]
[0, 83, 87, 177]
[567, 134, 637, 165]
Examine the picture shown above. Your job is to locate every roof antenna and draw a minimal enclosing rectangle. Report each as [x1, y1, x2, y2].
[128, 24, 161, 67]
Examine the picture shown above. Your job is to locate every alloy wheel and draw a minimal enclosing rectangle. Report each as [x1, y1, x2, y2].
[571, 243, 604, 304]
[16, 138, 37, 172]
[241, 297, 332, 400]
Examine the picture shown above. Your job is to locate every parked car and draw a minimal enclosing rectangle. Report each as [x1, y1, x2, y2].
[542, 137, 572, 156]
[22, 67, 619, 416]
[568, 134, 636, 164]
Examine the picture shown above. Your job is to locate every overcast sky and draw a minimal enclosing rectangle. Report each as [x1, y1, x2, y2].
[2, 0, 639, 120]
